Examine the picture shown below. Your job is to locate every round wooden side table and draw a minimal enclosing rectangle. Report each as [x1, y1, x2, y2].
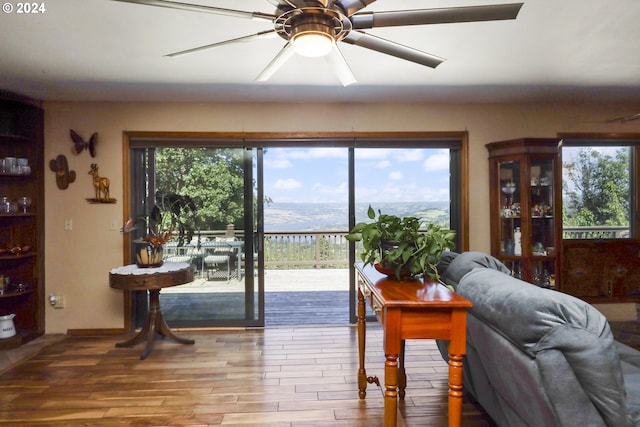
[109, 262, 195, 360]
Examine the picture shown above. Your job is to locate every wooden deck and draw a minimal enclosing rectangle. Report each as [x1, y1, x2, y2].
[160, 268, 355, 326]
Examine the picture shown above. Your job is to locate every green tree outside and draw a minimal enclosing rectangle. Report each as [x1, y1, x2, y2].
[563, 147, 629, 227]
[155, 148, 245, 231]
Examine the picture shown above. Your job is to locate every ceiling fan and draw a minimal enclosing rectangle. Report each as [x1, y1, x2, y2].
[112, 0, 524, 86]
[605, 112, 640, 124]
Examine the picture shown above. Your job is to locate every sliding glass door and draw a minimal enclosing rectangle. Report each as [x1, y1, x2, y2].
[126, 132, 467, 328]
[262, 146, 350, 325]
[129, 145, 262, 328]
[354, 148, 452, 228]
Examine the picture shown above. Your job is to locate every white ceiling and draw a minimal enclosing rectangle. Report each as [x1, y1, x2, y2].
[2, 0, 640, 103]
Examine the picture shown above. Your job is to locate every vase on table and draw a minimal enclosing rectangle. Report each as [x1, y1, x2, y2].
[136, 244, 164, 268]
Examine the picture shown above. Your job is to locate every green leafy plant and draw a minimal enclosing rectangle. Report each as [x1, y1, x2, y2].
[124, 192, 199, 248]
[150, 192, 199, 247]
[345, 205, 456, 280]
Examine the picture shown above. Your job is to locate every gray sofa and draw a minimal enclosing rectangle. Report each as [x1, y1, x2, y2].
[436, 251, 640, 427]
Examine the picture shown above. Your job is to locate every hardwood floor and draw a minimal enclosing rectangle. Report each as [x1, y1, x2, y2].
[0, 326, 493, 426]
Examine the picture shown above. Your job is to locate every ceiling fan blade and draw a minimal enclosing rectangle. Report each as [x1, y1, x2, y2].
[326, 45, 356, 87]
[165, 30, 277, 58]
[255, 43, 296, 82]
[265, 0, 297, 7]
[342, 31, 444, 68]
[605, 112, 640, 124]
[336, 0, 378, 17]
[350, 3, 523, 29]
[111, 0, 275, 22]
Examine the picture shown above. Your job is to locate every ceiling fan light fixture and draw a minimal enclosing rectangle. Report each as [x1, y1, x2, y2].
[291, 17, 335, 57]
[292, 31, 334, 57]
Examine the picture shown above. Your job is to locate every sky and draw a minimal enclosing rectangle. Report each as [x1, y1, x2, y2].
[262, 147, 451, 204]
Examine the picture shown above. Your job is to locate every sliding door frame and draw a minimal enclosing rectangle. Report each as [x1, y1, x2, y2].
[121, 131, 469, 331]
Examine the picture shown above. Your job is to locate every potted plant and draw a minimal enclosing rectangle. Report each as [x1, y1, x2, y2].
[124, 192, 199, 268]
[345, 205, 456, 280]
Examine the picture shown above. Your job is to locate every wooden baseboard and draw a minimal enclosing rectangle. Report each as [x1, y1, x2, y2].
[0, 334, 21, 350]
[592, 302, 638, 322]
[581, 297, 640, 304]
[67, 328, 125, 336]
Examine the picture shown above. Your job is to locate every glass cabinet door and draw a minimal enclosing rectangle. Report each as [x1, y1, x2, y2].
[530, 158, 555, 287]
[498, 160, 522, 277]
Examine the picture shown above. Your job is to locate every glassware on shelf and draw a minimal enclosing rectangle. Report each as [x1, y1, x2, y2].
[17, 196, 31, 213]
[501, 182, 516, 208]
[3, 157, 15, 173]
[0, 196, 9, 213]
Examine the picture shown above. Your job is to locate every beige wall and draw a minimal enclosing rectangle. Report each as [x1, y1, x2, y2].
[42, 101, 640, 333]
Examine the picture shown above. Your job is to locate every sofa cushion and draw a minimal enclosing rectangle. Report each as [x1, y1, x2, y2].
[617, 342, 640, 423]
[440, 251, 510, 290]
[458, 268, 635, 427]
[436, 250, 459, 277]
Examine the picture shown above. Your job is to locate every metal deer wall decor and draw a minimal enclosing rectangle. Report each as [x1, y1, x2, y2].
[87, 163, 116, 203]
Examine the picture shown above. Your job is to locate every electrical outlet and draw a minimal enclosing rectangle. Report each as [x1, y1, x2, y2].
[64, 219, 73, 231]
[53, 295, 64, 309]
[49, 294, 65, 309]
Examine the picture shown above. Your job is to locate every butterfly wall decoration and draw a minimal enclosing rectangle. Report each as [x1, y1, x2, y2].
[70, 129, 97, 157]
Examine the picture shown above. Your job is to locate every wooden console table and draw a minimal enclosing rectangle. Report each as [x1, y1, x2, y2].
[109, 262, 195, 360]
[356, 263, 472, 427]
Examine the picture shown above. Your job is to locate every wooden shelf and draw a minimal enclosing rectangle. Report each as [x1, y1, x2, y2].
[0, 92, 44, 347]
[0, 288, 34, 299]
[0, 134, 34, 144]
[0, 213, 36, 217]
[0, 253, 36, 260]
[0, 173, 33, 178]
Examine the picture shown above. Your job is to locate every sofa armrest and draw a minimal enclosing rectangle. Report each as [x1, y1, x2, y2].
[457, 268, 636, 427]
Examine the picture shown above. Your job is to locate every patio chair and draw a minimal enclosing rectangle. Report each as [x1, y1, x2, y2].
[201, 240, 232, 281]
[163, 241, 179, 259]
[164, 242, 195, 265]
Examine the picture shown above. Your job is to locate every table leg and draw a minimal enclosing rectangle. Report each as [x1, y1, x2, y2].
[383, 310, 401, 427]
[141, 297, 160, 360]
[357, 285, 368, 399]
[447, 309, 467, 427]
[115, 289, 195, 360]
[384, 352, 399, 427]
[448, 352, 464, 427]
[115, 310, 152, 348]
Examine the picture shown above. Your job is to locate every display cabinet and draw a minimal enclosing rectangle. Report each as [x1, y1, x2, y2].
[486, 138, 561, 289]
[0, 91, 44, 349]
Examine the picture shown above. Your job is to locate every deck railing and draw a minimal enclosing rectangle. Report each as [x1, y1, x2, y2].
[562, 226, 630, 239]
[193, 230, 352, 269]
[263, 231, 350, 269]
[186, 226, 632, 270]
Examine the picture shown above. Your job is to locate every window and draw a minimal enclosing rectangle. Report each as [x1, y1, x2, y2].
[561, 137, 638, 239]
